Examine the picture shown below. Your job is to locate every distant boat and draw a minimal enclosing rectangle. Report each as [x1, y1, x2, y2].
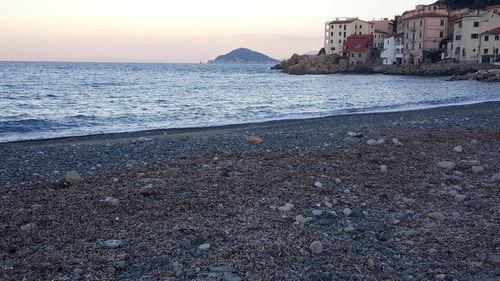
[208, 48, 279, 64]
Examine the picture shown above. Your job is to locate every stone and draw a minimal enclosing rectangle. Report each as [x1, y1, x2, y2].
[199, 243, 211, 250]
[314, 181, 323, 188]
[324, 202, 333, 208]
[344, 226, 355, 232]
[180, 240, 193, 250]
[492, 173, 500, 182]
[437, 161, 456, 170]
[21, 223, 37, 231]
[392, 138, 403, 146]
[367, 139, 377, 145]
[428, 212, 445, 221]
[376, 139, 386, 145]
[309, 241, 323, 254]
[103, 240, 123, 248]
[471, 140, 478, 144]
[454, 194, 467, 202]
[367, 259, 375, 268]
[210, 265, 233, 273]
[103, 267, 116, 274]
[72, 268, 83, 275]
[343, 137, 361, 144]
[104, 197, 120, 206]
[223, 272, 242, 281]
[278, 203, 294, 211]
[403, 197, 416, 204]
[245, 136, 263, 144]
[295, 215, 313, 224]
[453, 146, 463, 153]
[65, 171, 81, 185]
[471, 166, 484, 173]
[451, 211, 460, 217]
[312, 210, 323, 216]
[347, 131, 363, 137]
[380, 165, 388, 173]
[343, 208, 352, 216]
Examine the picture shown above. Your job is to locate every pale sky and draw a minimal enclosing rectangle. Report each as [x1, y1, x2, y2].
[0, 0, 435, 63]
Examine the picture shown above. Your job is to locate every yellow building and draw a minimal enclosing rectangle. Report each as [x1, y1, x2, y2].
[324, 18, 375, 55]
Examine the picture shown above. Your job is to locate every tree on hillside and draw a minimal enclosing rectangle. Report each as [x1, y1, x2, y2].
[437, 0, 500, 10]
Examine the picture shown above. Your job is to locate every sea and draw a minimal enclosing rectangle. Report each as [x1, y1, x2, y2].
[1, 61, 499, 143]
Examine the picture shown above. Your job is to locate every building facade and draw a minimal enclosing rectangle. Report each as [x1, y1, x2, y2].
[381, 33, 404, 65]
[342, 35, 374, 66]
[451, 9, 500, 63]
[401, 3, 449, 67]
[480, 27, 500, 63]
[325, 18, 374, 55]
[374, 30, 389, 48]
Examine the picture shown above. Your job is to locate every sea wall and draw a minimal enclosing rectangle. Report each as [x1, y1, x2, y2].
[377, 63, 500, 77]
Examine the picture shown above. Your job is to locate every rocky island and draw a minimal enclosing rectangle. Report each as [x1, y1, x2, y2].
[208, 48, 279, 64]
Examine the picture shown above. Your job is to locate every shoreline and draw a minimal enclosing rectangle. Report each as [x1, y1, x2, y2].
[2, 99, 500, 146]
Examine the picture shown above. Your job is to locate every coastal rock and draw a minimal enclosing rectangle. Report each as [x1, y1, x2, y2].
[309, 241, 323, 254]
[272, 54, 344, 75]
[65, 171, 81, 185]
[246, 136, 263, 144]
[471, 166, 484, 173]
[449, 69, 500, 82]
[437, 161, 456, 170]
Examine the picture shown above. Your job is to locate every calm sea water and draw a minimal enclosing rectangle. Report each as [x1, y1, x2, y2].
[0, 61, 499, 143]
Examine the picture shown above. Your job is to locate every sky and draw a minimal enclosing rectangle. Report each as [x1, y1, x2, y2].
[0, 0, 436, 63]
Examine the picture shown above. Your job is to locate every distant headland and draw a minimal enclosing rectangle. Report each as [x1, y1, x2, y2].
[208, 48, 279, 64]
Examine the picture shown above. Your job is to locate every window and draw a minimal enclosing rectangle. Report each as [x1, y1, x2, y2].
[358, 53, 362, 58]
[339, 32, 342, 36]
[344, 32, 346, 38]
[471, 34, 479, 39]
[351, 53, 354, 57]
[462, 48, 466, 56]
[473, 22, 479, 27]
[440, 19, 445, 26]
[420, 20, 423, 26]
[440, 31, 444, 38]
[455, 35, 462, 40]
[419, 32, 422, 38]
[359, 32, 362, 35]
[485, 35, 489, 41]
[339, 39, 342, 44]
[484, 49, 489, 54]
[495, 35, 499, 40]
[458, 22, 462, 28]
[419, 43, 421, 49]
[360, 25, 362, 28]
[331, 40, 333, 43]
[331, 32, 334, 36]
[331, 47, 335, 50]
[339, 25, 342, 28]
[344, 25, 346, 30]
[473, 49, 476, 52]
[330, 25, 333, 29]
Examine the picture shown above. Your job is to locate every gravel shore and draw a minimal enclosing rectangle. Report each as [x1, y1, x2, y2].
[1, 102, 499, 280]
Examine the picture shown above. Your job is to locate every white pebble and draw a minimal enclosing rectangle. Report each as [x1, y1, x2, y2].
[380, 165, 388, 173]
[309, 241, 323, 254]
[437, 161, 456, 170]
[314, 181, 323, 188]
[312, 210, 323, 216]
[324, 202, 333, 208]
[199, 243, 211, 250]
[453, 146, 463, 153]
[471, 166, 484, 173]
[454, 194, 467, 202]
[392, 138, 403, 146]
[278, 203, 294, 212]
[367, 139, 377, 145]
[104, 197, 120, 206]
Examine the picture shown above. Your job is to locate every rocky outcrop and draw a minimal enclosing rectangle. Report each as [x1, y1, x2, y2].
[271, 54, 344, 75]
[449, 69, 500, 82]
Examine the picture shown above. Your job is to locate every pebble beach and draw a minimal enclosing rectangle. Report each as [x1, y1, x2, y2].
[1, 102, 499, 281]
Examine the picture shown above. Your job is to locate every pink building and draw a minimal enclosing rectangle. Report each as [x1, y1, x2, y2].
[401, 3, 449, 67]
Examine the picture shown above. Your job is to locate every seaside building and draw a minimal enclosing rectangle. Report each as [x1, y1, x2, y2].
[450, 9, 500, 63]
[480, 27, 500, 63]
[341, 35, 374, 65]
[370, 18, 393, 34]
[374, 30, 389, 49]
[324, 18, 375, 55]
[381, 33, 404, 65]
[401, 3, 449, 67]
